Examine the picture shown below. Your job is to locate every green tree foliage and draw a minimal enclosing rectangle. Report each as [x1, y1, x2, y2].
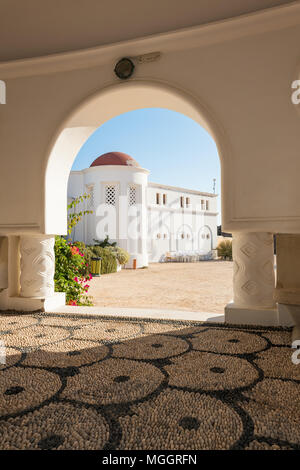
[217, 240, 233, 260]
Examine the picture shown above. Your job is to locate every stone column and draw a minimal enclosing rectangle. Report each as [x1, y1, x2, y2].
[274, 234, 300, 338]
[225, 232, 277, 325]
[20, 235, 55, 298]
[0, 237, 8, 291]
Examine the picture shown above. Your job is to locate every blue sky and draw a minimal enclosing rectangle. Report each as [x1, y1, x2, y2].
[72, 108, 221, 219]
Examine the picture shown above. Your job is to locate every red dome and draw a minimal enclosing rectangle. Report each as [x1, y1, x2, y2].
[90, 152, 140, 168]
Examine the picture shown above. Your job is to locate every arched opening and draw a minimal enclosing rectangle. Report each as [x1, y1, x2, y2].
[44, 80, 232, 315]
[44, 81, 230, 235]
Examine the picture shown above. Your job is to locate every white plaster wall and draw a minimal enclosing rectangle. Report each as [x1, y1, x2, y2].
[0, 5, 300, 238]
[147, 184, 218, 261]
[68, 165, 149, 267]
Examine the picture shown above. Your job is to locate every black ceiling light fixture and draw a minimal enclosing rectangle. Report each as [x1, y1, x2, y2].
[114, 57, 135, 80]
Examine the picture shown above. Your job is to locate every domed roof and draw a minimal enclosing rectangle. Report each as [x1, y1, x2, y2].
[90, 152, 140, 168]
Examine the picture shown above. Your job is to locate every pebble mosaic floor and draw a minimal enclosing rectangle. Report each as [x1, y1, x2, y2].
[0, 312, 299, 450]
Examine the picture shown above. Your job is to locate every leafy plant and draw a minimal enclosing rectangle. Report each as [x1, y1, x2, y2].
[54, 236, 93, 306]
[68, 193, 93, 236]
[109, 246, 130, 266]
[217, 240, 232, 261]
[93, 235, 117, 248]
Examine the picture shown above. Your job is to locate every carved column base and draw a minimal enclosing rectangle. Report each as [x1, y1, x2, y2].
[225, 302, 278, 326]
[225, 232, 277, 326]
[20, 235, 55, 298]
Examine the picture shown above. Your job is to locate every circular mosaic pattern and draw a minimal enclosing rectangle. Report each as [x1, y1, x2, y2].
[0, 315, 38, 332]
[23, 340, 109, 368]
[72, 321, 142, 342]
[166, 351, 259, 391]
[40, 316, 98, 328]
[118, 389, 243, 450]
[245, 440, 294, 450]
[61, 358, 165, 405]
[191, 328, 268, 355]
[261, 331, 291, 346]
[254, 347, 300, 381]
[242, 378, 300, 445]
[0, 402, 109, 450]
[112, 334, 189, 360]
[0, 367, 61, 416]
[0, 313, 298, 450]
[2, 325, 69, 349]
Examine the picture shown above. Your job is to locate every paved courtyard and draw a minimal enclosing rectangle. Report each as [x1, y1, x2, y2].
[0, 313, 298, 450]
[89, 261, 233, 314]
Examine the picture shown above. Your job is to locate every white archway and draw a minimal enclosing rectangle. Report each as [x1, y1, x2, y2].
[44, 80, 229, 235]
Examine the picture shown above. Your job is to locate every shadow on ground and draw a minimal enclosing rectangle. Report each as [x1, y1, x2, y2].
[0, 312, 299, 450]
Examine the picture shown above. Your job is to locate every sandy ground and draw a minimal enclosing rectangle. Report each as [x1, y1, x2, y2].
[89, 261, 233, 313]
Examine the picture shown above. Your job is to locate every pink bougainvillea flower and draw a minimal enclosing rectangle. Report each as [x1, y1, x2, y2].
[74, 277, 79, 283]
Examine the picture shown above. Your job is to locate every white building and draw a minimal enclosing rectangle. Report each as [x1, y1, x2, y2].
[68, 152, 218, 268]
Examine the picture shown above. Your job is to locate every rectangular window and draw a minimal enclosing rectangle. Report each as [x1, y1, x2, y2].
[186, 197, 190, 208]
[129, 185, 137, 206]
[156, 193, 160, 205]
[180, 196, 184, 208]
[105, 184, 116, 206]
[86, 185, 94, 209]
[163, 194, 167, 205]
[206, 200, 209, 211]
[201, 199, 205, 210]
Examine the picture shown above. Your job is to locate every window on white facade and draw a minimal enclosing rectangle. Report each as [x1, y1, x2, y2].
[180, 196, 184, 208]
[201, 199, 205, 210]
[156, 193, 160, 205]
[128, 185, 137, 206]
[163, 194, 167, 205]
[86, 185, 94, 209]
[186, 197, 190, 208]
[206, 200, 209, 211]
[105, 184, 117, 206]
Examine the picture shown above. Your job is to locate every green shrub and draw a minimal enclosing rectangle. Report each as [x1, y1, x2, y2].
[217, 240, 232, 260]
[88, 245, 118, 274]
[54, 236, 93, 306]
[109, 246, 130, 266]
